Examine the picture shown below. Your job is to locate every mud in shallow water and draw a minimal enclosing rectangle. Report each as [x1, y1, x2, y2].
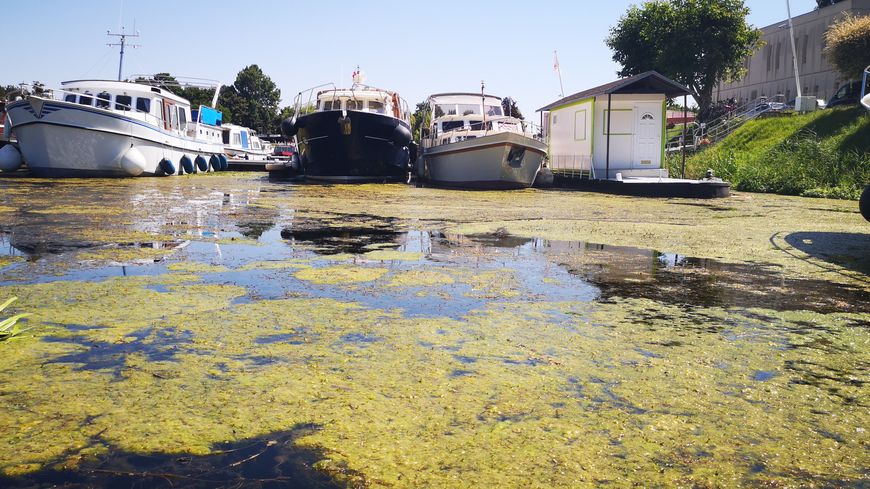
[0, 174, 867, 488]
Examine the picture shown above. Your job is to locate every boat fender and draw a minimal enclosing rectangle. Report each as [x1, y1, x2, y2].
[120, 146, 147, 176]
[180, 155, 195, 174]
[860, 185, 870, 222]
[391, 124, 412, 147]
[209, 155, 220, 172]
[178, 155, 196, 173]
[408, 141, 418, 164]
[2, 115, 11, 140]
[288, 153, 301, 171]
[158, 158, 176, 176]
[218, 154, 229, 171]
[281, 117, 297, 137]
[195, 155, 209, 172]
[0, 145, 22, 172]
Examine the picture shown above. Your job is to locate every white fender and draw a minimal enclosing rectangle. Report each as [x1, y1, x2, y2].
[120, 146, 147, 176]
[0, 145, 22, 172]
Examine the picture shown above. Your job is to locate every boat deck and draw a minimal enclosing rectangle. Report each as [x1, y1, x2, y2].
[553, 174, 731, 198]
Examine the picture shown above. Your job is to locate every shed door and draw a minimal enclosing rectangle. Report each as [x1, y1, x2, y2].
[633, 103, 661, 169]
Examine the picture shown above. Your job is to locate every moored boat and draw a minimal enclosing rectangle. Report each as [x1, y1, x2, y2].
[281, 73, 416, 183]
[222, 123, 272, 160]
[418, 91, 547, 189]
[3, 79, 228, 177]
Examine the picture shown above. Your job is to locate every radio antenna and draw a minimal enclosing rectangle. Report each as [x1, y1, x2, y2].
[107, 26, 141, 81]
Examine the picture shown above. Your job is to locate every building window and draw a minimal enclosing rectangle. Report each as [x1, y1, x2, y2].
[766, 45, 772, 72]
[801, 34, 808, 65]
[775, 42, 781, 71]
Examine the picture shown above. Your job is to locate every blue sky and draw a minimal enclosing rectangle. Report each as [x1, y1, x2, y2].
[6, 0, 816, 116]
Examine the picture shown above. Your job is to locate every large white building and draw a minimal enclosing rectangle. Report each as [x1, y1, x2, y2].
[715, 0, 870, 104]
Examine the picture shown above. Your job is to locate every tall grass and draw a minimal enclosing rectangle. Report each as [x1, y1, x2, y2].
[0, 297, 33, 341]
[675, 108, 870, 200]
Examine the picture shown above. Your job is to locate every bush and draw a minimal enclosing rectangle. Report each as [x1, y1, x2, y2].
[824, 14, 870, 79]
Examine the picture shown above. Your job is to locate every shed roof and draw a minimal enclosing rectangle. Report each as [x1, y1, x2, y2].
[537, 71, 691, 112]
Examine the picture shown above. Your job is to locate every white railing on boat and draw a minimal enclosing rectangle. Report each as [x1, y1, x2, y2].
[425, 117, 544, 147]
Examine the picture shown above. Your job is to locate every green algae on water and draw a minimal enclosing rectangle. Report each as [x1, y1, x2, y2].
[167, 262, 229, 273]
[294, 265, 389, 285]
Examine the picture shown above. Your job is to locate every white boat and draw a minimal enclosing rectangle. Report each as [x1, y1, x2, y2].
[2, 79, 229, 177]
[221, 123, 272, 160]
[418, 92, 547, 189]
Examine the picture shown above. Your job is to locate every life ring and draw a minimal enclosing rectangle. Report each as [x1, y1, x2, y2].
[180, 155, 194, 174]
[158, 158, 176, 176]
[194, 155, 208, 172]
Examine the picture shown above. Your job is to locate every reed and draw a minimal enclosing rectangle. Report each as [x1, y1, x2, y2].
[0, 297, 34, 341]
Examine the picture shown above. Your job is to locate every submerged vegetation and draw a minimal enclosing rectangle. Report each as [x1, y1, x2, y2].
[0, 174, 866, 487]
[672, 107, 870, 199]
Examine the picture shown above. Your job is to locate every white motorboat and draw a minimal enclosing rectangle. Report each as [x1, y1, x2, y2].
[418, 92, 547, 189]
[221, 124, 272, 160]
[1, 79, 229, 177]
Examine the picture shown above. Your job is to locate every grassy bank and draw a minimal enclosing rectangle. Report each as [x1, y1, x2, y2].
[668, 106, 870, 199]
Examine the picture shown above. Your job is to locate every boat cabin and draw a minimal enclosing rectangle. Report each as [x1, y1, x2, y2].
[221, 124, 269, 155]
[537, 71, 691, 180]
[316, 87, 410, 122]
[57, 80, 223, 144]
[425, 93, 529, 147]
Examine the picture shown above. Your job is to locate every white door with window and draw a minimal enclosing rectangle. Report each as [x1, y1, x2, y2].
[633, 104, 661, 169]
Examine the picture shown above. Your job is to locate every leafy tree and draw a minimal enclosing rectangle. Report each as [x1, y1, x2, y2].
[824, 14, 870, 79]
[410, 101, 430, 141]
[606, 0, 761, 121]
[220, 65, 281, 134]
[501, 97, 524, 120]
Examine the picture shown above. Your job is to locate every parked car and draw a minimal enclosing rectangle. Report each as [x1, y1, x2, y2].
[271, 144, 296, 158]
[827, 79, 870, 108]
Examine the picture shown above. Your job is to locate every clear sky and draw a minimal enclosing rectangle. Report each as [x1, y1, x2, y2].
[5, 0, 817, 117]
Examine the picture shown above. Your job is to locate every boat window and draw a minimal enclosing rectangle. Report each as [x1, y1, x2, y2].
[458, 104, 480, 115]
[252, 141, 261, 150]
[95, 92, 111, 109]
[232, 133, 241, 145]
[222, 131, 230, 144]
[436, 104, 456, 115]
[78, 94, 93, 106]
[485, 105, 503, 116]
[441, 120, 464, 132]
[323, 100, 340, 111]
[115, 95, 132, 110]
[178, 107, 187, 126]
[469, 121, 492, 131]
[367, 101, 385, 113]
[136, 97, 151, 113]
[346, 99, 361, 110]
[64, 94, 76, 103]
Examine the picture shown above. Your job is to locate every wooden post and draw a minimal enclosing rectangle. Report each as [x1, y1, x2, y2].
[605, 93, 612, 180]
[681, 94, 687, 178]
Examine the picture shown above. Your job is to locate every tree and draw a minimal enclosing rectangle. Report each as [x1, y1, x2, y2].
[824, 14, 870, 79]
[410, 101, 430, 141]
[606, 0, 761, 121]
[816, 0, 845, 8]
[501, 97, 524, 120]
[220, 65, 281, 134]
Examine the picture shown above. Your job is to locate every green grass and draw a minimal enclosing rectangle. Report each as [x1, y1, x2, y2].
[669, 107, 870, 199]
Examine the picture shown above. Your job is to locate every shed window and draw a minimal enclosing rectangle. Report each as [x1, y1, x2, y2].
[95, 92, 111, 109]
[574, 110, 586, 140]
[136, 97, 151, 113]
[115, 95, 132, 110]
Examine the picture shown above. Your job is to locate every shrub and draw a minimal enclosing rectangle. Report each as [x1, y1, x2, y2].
[824, 14, 870, 79]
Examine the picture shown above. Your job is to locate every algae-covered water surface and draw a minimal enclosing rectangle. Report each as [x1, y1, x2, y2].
[0, 174, 867, 488]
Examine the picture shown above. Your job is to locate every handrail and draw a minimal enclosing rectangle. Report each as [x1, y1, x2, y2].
[425, 115, 543, 147]
[861, 65, 870, 112]
[292, 82, 411, 121]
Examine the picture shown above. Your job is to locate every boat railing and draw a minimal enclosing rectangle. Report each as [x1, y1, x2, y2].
[548, 154, 595, 179]
[292, 83, 337, 117]
[292, 82, 411, 120]
[861, 65, 870, 112]
[36, 86, 165, 128]
[429, 116, 543, 144]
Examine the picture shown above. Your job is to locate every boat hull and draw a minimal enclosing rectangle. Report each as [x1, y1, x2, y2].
[6, 98, 224, 177]
[421, 132, 547, 189]
[295, 110, 412, 182]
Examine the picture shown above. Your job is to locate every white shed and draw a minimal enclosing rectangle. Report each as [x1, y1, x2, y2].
[538, 71, 691, 180]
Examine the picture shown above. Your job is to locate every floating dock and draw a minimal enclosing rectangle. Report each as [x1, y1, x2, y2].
[553, 174, 731, 198]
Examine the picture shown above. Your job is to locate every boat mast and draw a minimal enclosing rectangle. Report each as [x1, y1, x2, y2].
[107, 27, 140, 81]
[481, 80, 486, 126]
